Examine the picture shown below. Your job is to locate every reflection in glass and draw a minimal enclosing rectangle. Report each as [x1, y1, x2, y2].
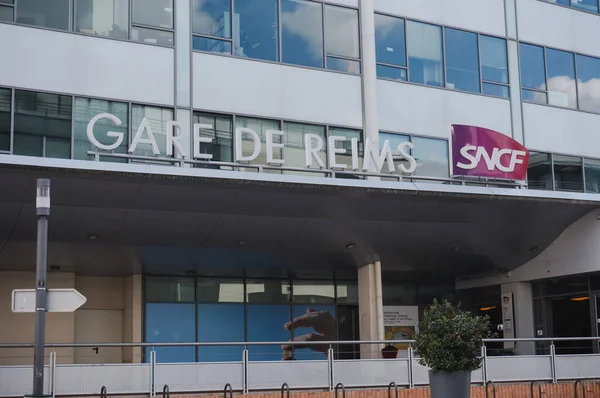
[522, 89, 547, 105]
[247, 304, 291, 361]
[0, 89, 9, 152]
[0, 5, 12, 21]
[576, 54, 600, 113]
[192, 112, 233, 165]
[444, 28, 480, 93]
[327, 57, 360, 74]
[281, 0, 324, 68]
[325, 5, 359, 59]
[132, 26, 174, 46]
[553, 154, 583, 192]
[520, 43, 546, 91]
[235, 116, 281, 170]
[383, 281, 417, 306]
[376, 64, 407, 81]
[379, 132, 409, 175]
[375, 14, 406, 67]
[13, 90, 72, 159]
[234, 0, 278, 61]
[282, 121, 326, 171]
[483, 83, 509, 98]
[131, 105, 173, 160]
[197, 278, 244, 302]
[132, 0, 173, 28]
[75, 0, 129, 38]
[146, 303, 196, 363]
[292, 305, 335, 360]
[412, 137, 449, 179]
[15, 0, 70, 30]
[292, 281, 335, 304]
[192, 0, 231, 37]
[74, 97, 128, 162]
[546, 48, 577, 108]
[480, 35, 508, 84]
[146, 277, 195, 302]
[543, 0, 569, 6]
[192, 36, 232, 53]
[407, 21, 443, 87]
[328, 127, 363, 174]
[572, 0, 598, 13]
[336, 281, 358, 304]
[584, 158, 600, 193]
[197, 304, 245, 362]
[527, 152, 553, 190]
[246, 279, 290, 304]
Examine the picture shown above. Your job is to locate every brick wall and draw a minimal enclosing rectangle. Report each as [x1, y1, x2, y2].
[182, 382, 600, 398]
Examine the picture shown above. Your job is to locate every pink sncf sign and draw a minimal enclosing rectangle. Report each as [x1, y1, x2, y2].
[451, 125, 530, 181]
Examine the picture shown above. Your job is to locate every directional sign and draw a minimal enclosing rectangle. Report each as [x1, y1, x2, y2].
[12, 288, 87, 313]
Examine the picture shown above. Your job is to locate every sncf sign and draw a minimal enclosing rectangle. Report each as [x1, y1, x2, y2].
[451, 125, 530, 181]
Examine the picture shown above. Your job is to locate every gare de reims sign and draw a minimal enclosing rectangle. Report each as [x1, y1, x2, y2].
[86, 113, 530, 181]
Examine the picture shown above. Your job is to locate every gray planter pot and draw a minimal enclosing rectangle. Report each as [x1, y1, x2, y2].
[429, 370, 471, 398]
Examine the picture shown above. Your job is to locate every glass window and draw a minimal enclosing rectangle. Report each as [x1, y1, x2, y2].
[483, 83, 509, 98]
[75, 0, 128, 38]
[591, 274, 600, 290]
[444, 28, 480, 93]
[197, 278, 244, 302]
[520, 43, 546, 94]
[382, 280, 417, 306]
[527, 152, 553, 190]
[327, 57, 360, 74]
[146, 303, 196, 363]
[546, 49, 577, 108]
[192, 112, 233, 165]
[192, 0, 231, 38]
[544, 0, 570, 6]
[374, 14, 406, 68]
[553, 154, 583, 192]
[281, 0, 324, 68]
[380, 132, 409, 175]
[0, 88, 10, 152]
[412, 136, 449, 179]
[131, 105, 173, 160]
[291, 304, 335, 360]
[576, 54, 600, 113]
[192, 36, 232, 53]
[480, 35, 508, 84]
[0, 5, 13, 21]
[132, 26, 174, 46]
[407, 21, 443, 87]
[584, 158, 600, 193]
[336, 281, 358, 304]
[328, 127, 363, 173]
[247, 304, 291, 361]
[145, 277, 195, 302]
[73, 97, 129, 162]
[292, 280, 335, 304]
[13, 90, 72, 159]
[377, 64, 407, 81]
[197, 304, 245, 362]
[15, 0, 70, 30]
[544, 276, 589, 296]
[282, 121, 326, 172]
[235, 116, 281, 167]
[572, 0, 598, 13]
[234, 0, 279, 62]
[132, 0, 173, 29]
[246, 279, 291, 304]
[522, 89, 547, 105]
[325, 5, 359, 59]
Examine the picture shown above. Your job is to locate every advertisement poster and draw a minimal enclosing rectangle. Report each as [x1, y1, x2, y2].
[383, 306, 419, 351]
[501, 293, 515, 349]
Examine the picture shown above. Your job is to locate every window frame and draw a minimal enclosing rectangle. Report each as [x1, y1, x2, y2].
[539, 0, 599, 15]
[525, 150, 600, 194]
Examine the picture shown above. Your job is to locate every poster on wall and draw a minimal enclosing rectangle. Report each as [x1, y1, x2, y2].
[383, 306, 419, 351]
[501, 292, 515, 349]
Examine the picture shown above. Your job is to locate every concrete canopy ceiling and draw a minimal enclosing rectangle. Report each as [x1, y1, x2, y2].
[0, 165, 596, 279]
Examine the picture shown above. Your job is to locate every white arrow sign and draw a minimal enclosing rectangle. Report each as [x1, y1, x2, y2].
[12, 288, 87, 313]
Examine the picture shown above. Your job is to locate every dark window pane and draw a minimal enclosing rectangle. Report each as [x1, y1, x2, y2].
[325, 5, 359, 59]
[234, 0, 278, 61]
[0, 5, 13, 21]
[192, 36, 232, 54]
[197, 278, 244, 302]
[145, 277, 195, 302]
[376, 64, 407, 81]
[45, 137, 70, 158]
[192, 112, 233, 166]
[13, 90, 72, 159]
[197, 304, 244, 362]
[407, 21, 443, 87]
[383, 281, 417, 306]
[281, 0, 324, 68]
[572, 0, 598, 13]
[75, 0, 129, 38]
[554, 154, 583, 192]
[444, 28, 480, 93]
[576, 54, 600, 113]
[520, 43, 546, 90]
[292, 281, 335, 304]
[374, 14, 405, 67]
[527, 152, 553, 190]
[192, 0, 231, 38]
[412, 136, 449, 179]
[544, 276, 589, 296]
[482, 83, 509, 98]
[132, 26, 174, 46]
[336, 281, 358, 304]
[591, 275, 600, 290]
[543, 0, 569, 6]
[0, 0, 14, 3]
[132, 0, 173, 29]
[146, 303, 196, 363]
[480, 36, 508, 85]
[246, 279, 290, 304]
[74, 97, 129, 162]
[16, 0, 70, 30]
[522, 89, 547, 104]
[0, 89, 10, 152]
[327, 57, 360, 74]
[131, 105, 174, 160]
[546, 48, 577, 108]
[585, 158, 600, 193]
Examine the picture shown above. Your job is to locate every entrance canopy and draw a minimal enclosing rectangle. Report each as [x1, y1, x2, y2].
[0, 161, 596, 279]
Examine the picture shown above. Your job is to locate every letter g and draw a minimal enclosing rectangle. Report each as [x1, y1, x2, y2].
[87, 113, 124, 151]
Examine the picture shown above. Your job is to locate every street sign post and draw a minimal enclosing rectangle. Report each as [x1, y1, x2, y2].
[12, 288, 87, 313]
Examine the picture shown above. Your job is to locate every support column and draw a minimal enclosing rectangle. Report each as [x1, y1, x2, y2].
[123, 275, 143, 363]
[358, 262, 384, 358]
[174, 0, 193, 162]
[501, 282, 535, 355]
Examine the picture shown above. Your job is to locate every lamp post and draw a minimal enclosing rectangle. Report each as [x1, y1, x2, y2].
[32, 179, 50, 397]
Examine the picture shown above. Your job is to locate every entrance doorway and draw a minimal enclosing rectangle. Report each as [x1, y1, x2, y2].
[336, 305, 360, 359]
[550, 296, 593, 354]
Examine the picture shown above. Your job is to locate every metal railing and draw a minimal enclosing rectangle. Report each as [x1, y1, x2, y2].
[0, 337, 599, 397]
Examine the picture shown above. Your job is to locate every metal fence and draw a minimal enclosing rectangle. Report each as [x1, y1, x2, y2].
[1, 338, 599, 397]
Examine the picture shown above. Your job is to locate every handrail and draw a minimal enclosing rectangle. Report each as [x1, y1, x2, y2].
[335, 383, 345, 398]
[281, 383, 290, 398]
[100, 386, 107, 398]
[530, 381, 542, 398]
[162, 385, 169, 398]
[388, 382, 398, 398]
[224, 383, 233, 398]
[575, 380, 586, 398]
[485, 381, 496, 398]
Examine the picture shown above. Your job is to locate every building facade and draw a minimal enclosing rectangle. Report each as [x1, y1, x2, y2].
[1, 0, 600, 364]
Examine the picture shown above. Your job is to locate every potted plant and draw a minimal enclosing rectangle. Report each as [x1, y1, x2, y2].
[414, 300, 493, 398]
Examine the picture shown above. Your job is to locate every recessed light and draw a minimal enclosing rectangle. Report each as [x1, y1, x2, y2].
[530, 246, 540, 253]
[346, 243, 356, 249]
[87, 234, 99, 241]
[49, 265, 60, 271]
[237, 240, 246, 246]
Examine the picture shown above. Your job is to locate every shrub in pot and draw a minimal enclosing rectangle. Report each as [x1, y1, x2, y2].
[414, 300, 493, 398]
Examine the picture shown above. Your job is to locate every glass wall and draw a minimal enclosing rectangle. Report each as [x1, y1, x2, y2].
[527, 151, 600, 194]
[145, 275, 359, 362]
[541, 0, 598, 14]
[0, 88, 10, 152]
[379, 132, 449, 179]
[375, 14, 509, 97]
[3, 0, 174, 45]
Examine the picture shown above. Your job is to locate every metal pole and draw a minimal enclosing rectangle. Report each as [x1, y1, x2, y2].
[33, 178, 50, 397]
